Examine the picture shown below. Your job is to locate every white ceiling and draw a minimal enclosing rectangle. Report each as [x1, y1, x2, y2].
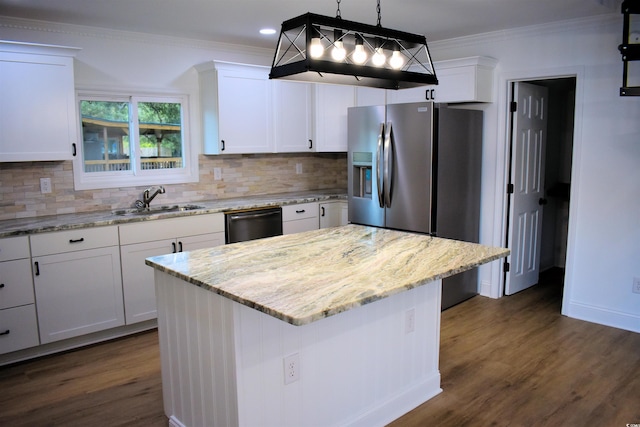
[0, 0, 622, 49]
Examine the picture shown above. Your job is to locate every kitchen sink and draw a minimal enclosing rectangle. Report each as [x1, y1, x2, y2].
[112, 204, 204, 216]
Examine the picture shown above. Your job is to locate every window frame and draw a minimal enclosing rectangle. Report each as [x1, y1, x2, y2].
[73, 91, 197, 191]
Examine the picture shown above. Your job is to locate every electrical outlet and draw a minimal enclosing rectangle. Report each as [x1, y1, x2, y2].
[40, 177, 52, 194]
[295, 163, 303, 174]
[405, 308, 415, 333]
[633, 277, 640, 294]
[283, 353, 300, 384]
[213, 167, 222, 181]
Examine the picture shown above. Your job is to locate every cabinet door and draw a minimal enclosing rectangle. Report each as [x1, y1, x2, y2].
[217, 65, 273, 154]
[0, 45, 77, 162]
[180, 232, 225, 251]
[273, 81, 313, 152]
[314, 84, 355, 152]
[33, 246, 124, 344]
[120, 233, 224, 325]
[0, 259, 35, 309]
[120, 239, 175, 325]
[355, 87, 386, 106]
[319, 202, 348, 228]
[386, 87, 430, 104]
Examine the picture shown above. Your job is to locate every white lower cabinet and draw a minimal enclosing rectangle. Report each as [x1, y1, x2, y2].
[31, 226, 124, 344]
[0, 305, 39, 354]
[0, 236, 39, 354]
[119, 214, 225, 324]
[319, 201, 348, 228]
[282, 202, 319, 235]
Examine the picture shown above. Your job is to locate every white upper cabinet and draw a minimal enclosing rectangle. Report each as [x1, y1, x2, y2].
[386, 56, 498, 104]
[313, 83, 355, 152]
[355, 87, 386, 106]
[0, 41, 80, 162]
[273, 80, 313, 152]
[198, 61, 273, 154]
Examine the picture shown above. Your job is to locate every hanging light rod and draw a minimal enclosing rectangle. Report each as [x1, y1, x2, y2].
[269, 8, 438, 90]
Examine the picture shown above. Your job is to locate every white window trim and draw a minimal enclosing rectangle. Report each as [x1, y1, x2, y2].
[73, 90, 198, 191]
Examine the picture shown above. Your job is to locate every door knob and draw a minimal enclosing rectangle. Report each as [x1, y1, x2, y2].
[538, 198, 548, 205]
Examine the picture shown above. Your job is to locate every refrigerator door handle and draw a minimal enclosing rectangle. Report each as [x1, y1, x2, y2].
[376, 122, 385, 208]
[384, 121, 393, 208]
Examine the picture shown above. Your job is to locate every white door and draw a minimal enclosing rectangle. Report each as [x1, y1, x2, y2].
[505, 82, 548, 295]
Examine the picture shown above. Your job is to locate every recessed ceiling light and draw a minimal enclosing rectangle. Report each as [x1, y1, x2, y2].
[260, 28, 277, 35]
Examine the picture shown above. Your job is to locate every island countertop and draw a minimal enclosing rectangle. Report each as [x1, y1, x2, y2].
[146, 224, 509, 326]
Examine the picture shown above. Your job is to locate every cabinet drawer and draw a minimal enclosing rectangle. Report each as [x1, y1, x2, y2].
[30, 226, 119, 256]
[283, 217, 319, 235]
[119, 213, 225, 245]
[0, 259, 35, 309]
[0, 304, 39, 355]
[0, 236, 30, 262]
[282, 203, 319, 221]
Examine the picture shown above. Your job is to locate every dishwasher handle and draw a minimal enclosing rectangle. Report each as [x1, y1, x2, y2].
[227, 210, 281, 221]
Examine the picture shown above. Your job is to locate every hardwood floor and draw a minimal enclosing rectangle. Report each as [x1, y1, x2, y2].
[390, 268, 640, 427]
[1, 268, 638, 426]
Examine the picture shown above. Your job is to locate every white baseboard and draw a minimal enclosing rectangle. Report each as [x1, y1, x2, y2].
[168, 416, 187, 427]
[345, 374, 442, 427]
[565, 301, 640, 333]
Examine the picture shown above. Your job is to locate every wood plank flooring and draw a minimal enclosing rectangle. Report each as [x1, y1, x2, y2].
[1, 268, 638, 426]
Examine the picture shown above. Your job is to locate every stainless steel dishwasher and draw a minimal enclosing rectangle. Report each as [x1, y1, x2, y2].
[225, 207, 283, 244]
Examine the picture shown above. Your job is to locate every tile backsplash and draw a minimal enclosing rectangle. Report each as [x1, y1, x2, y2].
[0, 153, 347, 221]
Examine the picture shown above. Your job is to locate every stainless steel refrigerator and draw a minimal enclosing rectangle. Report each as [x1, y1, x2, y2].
[347, 102, 483, 309]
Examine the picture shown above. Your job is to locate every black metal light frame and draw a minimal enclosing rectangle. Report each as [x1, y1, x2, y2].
[269, 12, 438, 90]
[619, 0, 640, 96]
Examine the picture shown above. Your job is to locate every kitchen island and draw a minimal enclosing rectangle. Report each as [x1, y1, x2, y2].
[146, 224, 508, 427]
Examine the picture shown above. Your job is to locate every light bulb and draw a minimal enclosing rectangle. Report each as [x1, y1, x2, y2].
[389, 50, 404, 69]
[352, 44, 368, 64]
[309, 37, 324, 59]
[372, 47, 386, 67]
[331, 40, 346, 61]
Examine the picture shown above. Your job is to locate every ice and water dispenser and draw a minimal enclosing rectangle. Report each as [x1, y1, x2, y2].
[352, 152, 373, 199]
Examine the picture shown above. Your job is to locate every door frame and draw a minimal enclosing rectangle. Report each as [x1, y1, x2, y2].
[494, 66, 585, 316]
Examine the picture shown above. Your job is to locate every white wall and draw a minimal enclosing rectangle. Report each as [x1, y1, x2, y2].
[428, 15, 640, 332]
[1, 14, 638, 332]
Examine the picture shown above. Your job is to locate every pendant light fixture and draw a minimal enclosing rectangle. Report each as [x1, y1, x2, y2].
[269, 0, 438, 90]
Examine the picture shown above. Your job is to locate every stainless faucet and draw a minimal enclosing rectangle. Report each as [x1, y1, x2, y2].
[142, 186, 165, 208]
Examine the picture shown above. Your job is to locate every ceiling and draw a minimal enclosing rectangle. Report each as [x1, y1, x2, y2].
[0, 0, 622, 50]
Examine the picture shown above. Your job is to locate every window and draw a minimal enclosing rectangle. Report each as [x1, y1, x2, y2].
[73, 93, 197, 190]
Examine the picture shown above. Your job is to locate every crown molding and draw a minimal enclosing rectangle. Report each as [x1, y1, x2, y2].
[0, 16, 273, 61]
[430, 13, 621, 52]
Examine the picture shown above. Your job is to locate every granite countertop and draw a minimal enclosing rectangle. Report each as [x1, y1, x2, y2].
[146, 224, 510, 326]
[0, 189, 346, 238]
